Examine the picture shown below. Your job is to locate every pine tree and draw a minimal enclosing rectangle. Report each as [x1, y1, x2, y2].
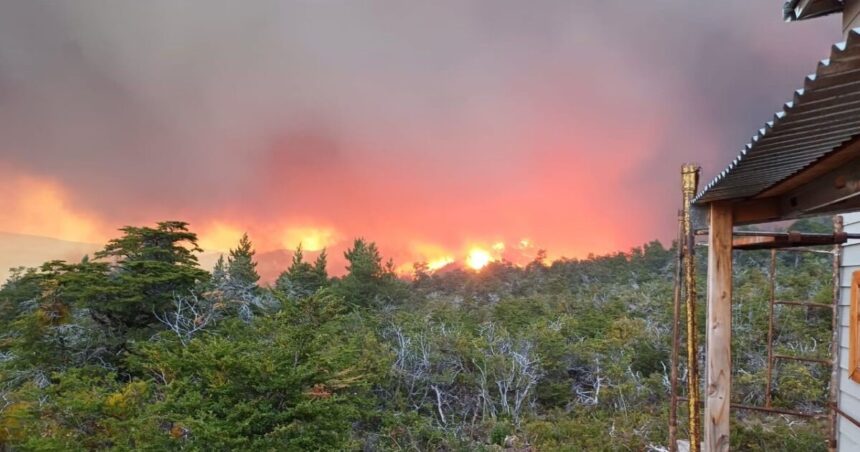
[276, 244, 328, 299]
[212, 254, 227, 286]
[344, 239, 383, 281]
[313, 248, 328, 284]
[336, 239, 391, 307]
[83, 221, 209, 339]
[227, 233, 260, 287]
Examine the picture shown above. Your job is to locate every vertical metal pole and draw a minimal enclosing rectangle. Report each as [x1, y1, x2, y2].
[670, 210, 684, 452]
[829, 215, 843, 452]
[765, 249, 776, 408]
[682, 164, 701, 452]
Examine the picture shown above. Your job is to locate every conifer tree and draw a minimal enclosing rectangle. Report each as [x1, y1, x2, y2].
[212, 254, 227, 286]
[227, 233, 260, 287]
[82, 221, 209, 340]
[336, 238, 391, 307]
[276, 244, 328, 299]
[313, 248, 329, 284]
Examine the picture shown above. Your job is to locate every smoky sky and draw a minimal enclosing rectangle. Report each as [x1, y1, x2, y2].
[0, 1, 843, 267]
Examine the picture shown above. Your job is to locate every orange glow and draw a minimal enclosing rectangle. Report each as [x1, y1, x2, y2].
[5, 2, 831, 288]
[0, 169, 106, 243]
[466, 247, 492, 270]
[198, 222, 244, 252]
[282, 226, 337, 251]
[427, 256, 454, 270]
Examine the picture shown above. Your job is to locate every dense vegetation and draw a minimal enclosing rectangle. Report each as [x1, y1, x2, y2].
[0, 220, 836, 450]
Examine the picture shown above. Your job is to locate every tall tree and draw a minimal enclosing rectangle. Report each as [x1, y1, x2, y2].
[84, 221, 209, 335]
[227, 233, 260, 287]
[344, 239, 383, 281]
[276, 245, 329, 299]
[313, 248, 329, 285]
[336, 238, 406, 307]
[212, 254, 227, 287]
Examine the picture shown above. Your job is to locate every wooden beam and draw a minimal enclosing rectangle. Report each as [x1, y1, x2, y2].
[705, 201, 733, 452]
[731, 232, 848, 250]
[802, 194, 860, 217]
[778, 154, 860, 218]
[721, 139, 860, 225]
[757, 135, 860, 199]
[732, 198, 780, 226]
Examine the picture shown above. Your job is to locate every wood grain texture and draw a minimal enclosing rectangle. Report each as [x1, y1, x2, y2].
[705, 202, 732, 452]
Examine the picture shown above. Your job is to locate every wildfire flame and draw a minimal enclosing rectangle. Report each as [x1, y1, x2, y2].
[466, 247, 492, 270]
[282, 226, 337, 251]
[427, 256, 455, 270]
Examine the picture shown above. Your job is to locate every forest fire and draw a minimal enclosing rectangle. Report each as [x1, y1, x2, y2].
[426, 256, 454, 271]
[281, 226, 337, 252]
[465, 247, 492, 270]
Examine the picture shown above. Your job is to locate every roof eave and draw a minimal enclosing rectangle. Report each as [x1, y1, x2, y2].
[784, 0, 844, 22]
[694, 27, 860, 206]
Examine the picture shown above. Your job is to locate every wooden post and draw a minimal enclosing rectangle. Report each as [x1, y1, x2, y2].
[705, 201, 733, 451]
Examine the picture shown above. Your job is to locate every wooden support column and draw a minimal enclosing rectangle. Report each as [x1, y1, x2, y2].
[706, 201, 733, 451]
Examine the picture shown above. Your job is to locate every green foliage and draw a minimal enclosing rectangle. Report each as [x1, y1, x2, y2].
[227, 232, 260, 287]
[124, 295, 388, 450]
[276, 245, 329, 300]
[86, 221, 210, 335]
[0, 219, 838, 450]
[335, 239, 407, 307]
[731, 415, 827, 451]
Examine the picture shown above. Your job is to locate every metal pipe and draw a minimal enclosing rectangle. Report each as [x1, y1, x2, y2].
[695, 230, 860, 239]
[765, 249, 776, 409]
[669, 210, 683, 452]
[772, 354, 831, 365]
[682, 164, 700, 452]
[774, 301, 833, 308]
[833, 403, 860, 430]
[678, 397, 826, 418]
[695, 242, 835, 254]
[829, 215, 844, 452]
[769, 248, 835, 255]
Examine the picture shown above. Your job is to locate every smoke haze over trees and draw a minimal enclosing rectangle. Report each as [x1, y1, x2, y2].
[0, 1, 843, 275]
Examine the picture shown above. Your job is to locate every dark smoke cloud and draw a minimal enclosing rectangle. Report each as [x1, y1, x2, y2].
[0, 1, 842, 268]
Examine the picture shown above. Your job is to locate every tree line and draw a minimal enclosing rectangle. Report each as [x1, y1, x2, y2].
[0, 220, 835, 450]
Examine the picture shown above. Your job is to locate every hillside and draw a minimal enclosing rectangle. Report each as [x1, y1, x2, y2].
[0, 222, 834, 450]
[0, 232, 101, 282]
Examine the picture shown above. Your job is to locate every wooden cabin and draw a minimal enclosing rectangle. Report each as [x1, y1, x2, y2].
[839, 213, 860, 450]
[680, 1, 860, 450]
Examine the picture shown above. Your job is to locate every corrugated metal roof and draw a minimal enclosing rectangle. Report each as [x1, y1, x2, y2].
[695, 27, 860, 204]
[783, 0, 843, 22]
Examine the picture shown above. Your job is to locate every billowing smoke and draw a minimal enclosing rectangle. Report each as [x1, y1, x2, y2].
[0, 1, 841, 278]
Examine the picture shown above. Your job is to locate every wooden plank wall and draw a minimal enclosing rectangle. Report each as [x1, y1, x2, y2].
[839, 212, 860, 450]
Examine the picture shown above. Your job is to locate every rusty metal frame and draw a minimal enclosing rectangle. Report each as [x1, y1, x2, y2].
[668, 196, 844, 448]
[761, 216, 841, 447]
[829, 216, 843, 451]
[679, 396, 828, 419]
[765, 249, 777, 409]
[669, 210, 683, 452]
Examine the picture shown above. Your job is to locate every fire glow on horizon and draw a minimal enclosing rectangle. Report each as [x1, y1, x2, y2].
[0, 170, 554, 278]
[0, 2, 842, 283]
